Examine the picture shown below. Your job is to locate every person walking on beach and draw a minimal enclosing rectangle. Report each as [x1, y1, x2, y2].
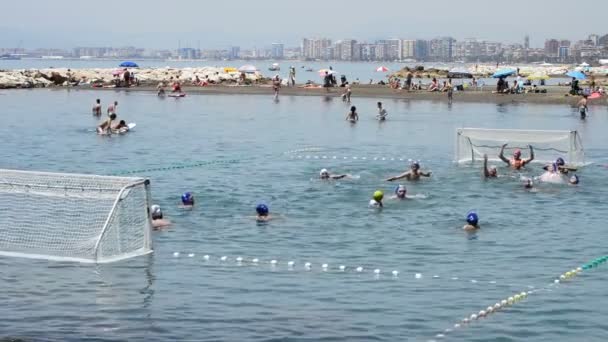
[92, 99, 102, 116]
[447, 79, 454, 103]
[577, 95, 588, 119]
[288, 67, 296, 87]
[272, 75, 282, 100]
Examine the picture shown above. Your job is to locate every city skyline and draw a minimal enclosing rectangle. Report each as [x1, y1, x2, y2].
[1, 0, 608, 49]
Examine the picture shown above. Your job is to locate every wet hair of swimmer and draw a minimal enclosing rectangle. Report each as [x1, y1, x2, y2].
[181, 192, 194, 205]
[466, 211, 479, 226]
[109, 113, 117, 120]
[377, 102, 382, 107]
[256, 203, 269, 216]
[524, 178, 534, 189]
[350, 106, 356, 112]
[556, 157, 565, 166]
[151, 205, 163, 220]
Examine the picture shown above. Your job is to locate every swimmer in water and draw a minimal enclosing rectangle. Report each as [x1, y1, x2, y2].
[107, 101, 118, 116]
[112, 120, 129, 133]
[482, 154, 498, 178]
[523, 178, 534, 189]
[92, 99, 102, 116]
[181, 192, 194, 207]
[499, 144, 534, 170]
[543, 157, 577, 174]
[569, 174, 580, 185]
[463, 211, 480, 231]
[150, 204, 171, 229]
[391, 185, 408, 200]
[97, 113, 116, 134]
[577, 94, 588, 119]
[345, 106, 359, 123]
[369, 190, 384, 208]
[255, 204, 272, 222]
[319, 168, 348, 180]
[386, 161, 432, 181]
[376, 102, 388, 121]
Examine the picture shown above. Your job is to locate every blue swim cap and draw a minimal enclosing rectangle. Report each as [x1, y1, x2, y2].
[466, 211, 479, 226]
[256, 204, 269, 215]
[181, 192, 194, 205]
[556, 157, 565, 166]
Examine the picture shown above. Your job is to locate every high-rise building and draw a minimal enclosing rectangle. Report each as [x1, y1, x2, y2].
[559, 40, 571, 48]
[589, 34, 600, 46]
[377, 39, 401, 60]
[544, 39, 559, 57]
[340, 40, 357, 61]
[302, 38, 332, 59]
[401, 40, 415, 59]
[229, 46, 240, 59]
[414, 40, 429, 60]
[271, 43, 284, 59]
[429, 37, 454, 61]
[524, 35, 530, 62]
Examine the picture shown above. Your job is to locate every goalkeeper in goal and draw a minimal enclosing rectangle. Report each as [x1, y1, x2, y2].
[498, 144, 534, 170]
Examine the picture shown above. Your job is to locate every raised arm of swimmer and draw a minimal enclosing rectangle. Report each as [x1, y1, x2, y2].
[498, 143, 510, 165]
[483, 154, 490, 178]
[525, 145, 535, 165]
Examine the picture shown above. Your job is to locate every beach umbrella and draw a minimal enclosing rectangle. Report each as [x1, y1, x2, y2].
[492, 69, 516, 78]
[238, 65, 258, 73]
[119, 61, 139, 68]
[111, 69, 123, 76]
[376, 66, 389, 72]
[566, 71, 586, 80]
[224, 67, 238, 73]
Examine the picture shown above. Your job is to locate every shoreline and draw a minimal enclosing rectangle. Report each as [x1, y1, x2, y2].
[29, 84, 607, 106]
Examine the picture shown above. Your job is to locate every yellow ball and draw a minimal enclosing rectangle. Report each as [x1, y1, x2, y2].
[373, 190, 384, 201]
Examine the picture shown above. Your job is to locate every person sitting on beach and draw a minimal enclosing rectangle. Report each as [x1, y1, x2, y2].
[428, 78, 439, 92]
[92, 99, 102, 116]
[499, 144, 534, 170]
[345, 106, 359, 123]
[150, 205, 171, 229]
[440, 80, 448, 92]
[571, 77, 580, 95]
[482, 154, 498, 178]
[97, 113, 117, 134]
[386, 161, 432, 181]
[172, 78, 182, 93]
[107, 101, 118, 116]
[193, 75, 201, 86]
[377, 102, 388, 121]
[319, 168, 349, 180]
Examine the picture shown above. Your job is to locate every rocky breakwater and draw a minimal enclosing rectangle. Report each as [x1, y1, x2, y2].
[0, 67, 266, 89]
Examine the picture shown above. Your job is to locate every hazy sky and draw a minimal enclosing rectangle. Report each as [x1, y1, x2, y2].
[1, 0, 606, 49]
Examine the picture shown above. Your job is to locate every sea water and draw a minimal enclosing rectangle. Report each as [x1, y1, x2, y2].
[0, 89, 607, 341]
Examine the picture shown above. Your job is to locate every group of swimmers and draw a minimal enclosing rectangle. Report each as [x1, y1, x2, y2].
[345, 102, 389, 123]
[92, 99, 130, 134]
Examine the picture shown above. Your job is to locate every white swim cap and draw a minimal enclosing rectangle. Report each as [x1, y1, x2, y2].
[320, 168, 329, 176]
[151, 205, 162, 219]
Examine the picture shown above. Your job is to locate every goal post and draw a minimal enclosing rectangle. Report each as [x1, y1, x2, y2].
[0, 169, 153, 263]
[455, 128, 585, 165]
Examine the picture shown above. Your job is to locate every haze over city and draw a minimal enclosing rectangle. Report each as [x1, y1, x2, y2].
[1, 0, 607, 48]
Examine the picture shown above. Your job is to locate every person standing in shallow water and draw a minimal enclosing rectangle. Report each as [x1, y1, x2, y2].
[272, 75, 281, 100]
[92, 99, 102, 116]
[345, 106, 359, 123]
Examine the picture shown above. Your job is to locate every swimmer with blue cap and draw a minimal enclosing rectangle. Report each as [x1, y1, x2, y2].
[386, 160, 432, 181]
[369, 190, 384, 208]
[463, 211, 480, 231]
[181, 192, 194, 207]
[319, 168, 349, 180]
[150, 204, 171, 229]
[255, 203, 272, 222]
[543, 157, 577, 174]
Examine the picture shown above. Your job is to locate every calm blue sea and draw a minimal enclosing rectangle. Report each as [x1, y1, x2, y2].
[0, 89, 607, 341]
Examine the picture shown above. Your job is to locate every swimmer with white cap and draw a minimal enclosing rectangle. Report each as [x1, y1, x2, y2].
[482, 154, 498, 178]
[463, 211, 480, 232]
[386, 160, 432, 181]
[499, 144, 534, 170]
[150, 204, 171, 229]
[568, 174, 580, 185]
[319, 168, 349, 180]
[369, 190, 384, 208]
[523, 178, 534, 190]
[391, 185, 409, 200]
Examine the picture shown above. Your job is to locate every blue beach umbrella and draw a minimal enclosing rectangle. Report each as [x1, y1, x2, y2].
[492, 69, 516, 78]
[566, 70, 586, 80]
[119, 61, 139, 68]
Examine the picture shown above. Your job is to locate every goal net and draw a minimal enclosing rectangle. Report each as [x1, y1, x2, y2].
[455, 128, 585, 165]
[0, 169, 153, 263]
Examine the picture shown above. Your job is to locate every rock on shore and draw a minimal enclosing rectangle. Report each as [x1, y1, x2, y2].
[0, 67, 266, 89]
